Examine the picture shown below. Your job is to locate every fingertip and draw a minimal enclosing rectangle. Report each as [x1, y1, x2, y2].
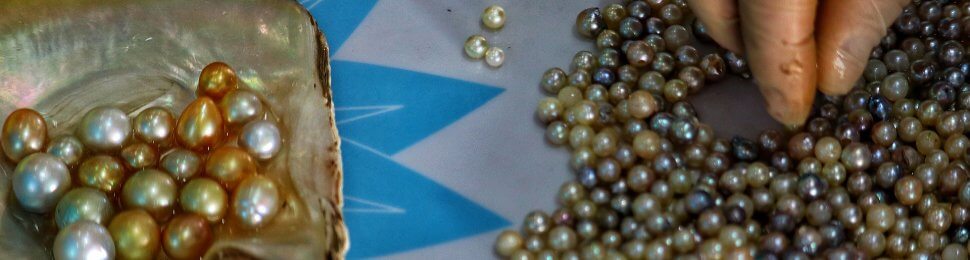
[761, 78, 815, 127]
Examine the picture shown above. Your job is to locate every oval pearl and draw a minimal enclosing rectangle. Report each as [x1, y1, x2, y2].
[122, 169, 177, 220]
[179, 178, 228, 222]
[78, 106, 131, 152]
[54, 220, 115, 260]
[2, 108, 47, 162]
[78, 155, 126, 193]
[204, 146, 256, 189]
[46, 135, 84, 168]
[176, 97, 224, 151]
[197, 62, 238, 99]
[109, 210, 160, 260]
[162, 214, 212, 260]
[481, 5, 506, 29]
[464, 35, 488, 59]
[218, 89, 264, 126]
[133, 107, 175, 146]
[55, 188, 115, 229]
[232, 175, 282, 228]
[160, 148, 202, 181]
[120, 142, 158, 169]
[12, 153, 70, 213]
[239, 120, 282, 160]
[485, 47, 505, 68]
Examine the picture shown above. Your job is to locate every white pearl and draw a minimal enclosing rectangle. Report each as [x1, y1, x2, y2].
[78, 107, 131, 152]
[485, 47, 505, 67]
[239, 119, 282, 160]
[54, 220, 115, 260]
[12, 153, 71, 213]
[482, 5, 506, 29]
[464, 35, 488, 59]
[47, 135, 85, 168]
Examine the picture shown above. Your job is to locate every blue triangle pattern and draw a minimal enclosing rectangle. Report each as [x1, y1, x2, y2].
[303, 0, 379, 52]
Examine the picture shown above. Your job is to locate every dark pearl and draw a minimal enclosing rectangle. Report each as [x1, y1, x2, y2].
[724, 51, 750, 78]
[577, 8, 607, 38]
[644, 17, 666, 35]
[867, 95, 892, 121]
[940, 40, 965, 66]
[618, 17, 643, 39]
[731, 136, 758, 162]
[699, 54, 726, 82]
[910, 59, 937, 85]
[939, 18, 963, 40]
[796, 174, 827, 201]
[685, 190, 714, 215]
[626, 1, 651, 20]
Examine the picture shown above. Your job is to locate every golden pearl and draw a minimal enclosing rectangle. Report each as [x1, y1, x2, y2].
[122, 169, 177, 220]
[179, 178, 228, 223]
[197, 62, 238, 99]
[2, 108, 47, 162]
[109, 210, 160, 260]
[232, 175, 281, 228]
[204, 146, 256, 190]
[78, 155, 126, 193]
[176, 97, 224, 151]
[162, 214, 212, 260]
[120, 142, 158, 170]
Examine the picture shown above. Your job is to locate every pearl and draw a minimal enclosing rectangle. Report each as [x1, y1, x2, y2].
[239, 119, 282, 160]
[464, 35, 489, 59]
[547, 226, 578, 251]
[218, 89, 264, 127]
[495, 230, 524, 257]
[133, 107, 174, 146]
[179, 178, 228, 222]
[54, 221, 115, 260]
[2, 108, 47, 162]
[205, 146, 257, 189]
[482, 5, 506, 29]
[485, 47, 505, 67]
[197, 62, 238, 99]
[12, 153, 71, 213]
[46, 135, 84, 168]
[78, 155, 126, 193]
[120, 142, 158, 169]
[232, 175, 282, 228]
[176, 97, 224, 151]
[78, 106, 131, 152]
[122, 169, 177, 219]
[576, 8, 605, 38]
[109, 210, 160, 260]
[55, 188, 115, 229]
[162, 214, 212, 260]
[160, 148, 202, 181]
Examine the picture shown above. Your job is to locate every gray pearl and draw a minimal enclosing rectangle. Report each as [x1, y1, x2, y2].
[78, 107, 131, 152]
[239, 120, 282, 160]
[159, 148, 202, 181]
[55, 188, 115, 229]
[53, 220, 115, 260]
[12, 153, 71, 213]
[46, 135, 85, 168]
[133, 107, 174, 146]
[219, 90, 265, 126]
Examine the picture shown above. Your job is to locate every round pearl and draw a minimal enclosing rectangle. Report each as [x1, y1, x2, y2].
[485, 47, 505, 67]
[109, 210, 160, 260]
[133, 107, 175, 146]
[12, 153, 71, 213]
[197, 62, 238, 99]
[495, 230, 524, 257]
[482, 5, 506, 29]
[122, 169, 177, 219]
[120, 142, 158, 170]
[78, 155, 126, 193]
[176, 97, 224, 151]
[78, 106, 131, 152]
[204, 146, 257, 189]
[2, 108, 47, 162]
[239, 119, 282, 160]
[46, 135, 85, 168]
[179, 178, 228, 222]
[54, 221, 115, 260]
[218, 89, 264, 126]
[55, 188, 115, 229]
[160, 148, 202, 181]
[162, 214, 212, 260]
[464, 35, 489, 59]
[232, 175, 282, 228]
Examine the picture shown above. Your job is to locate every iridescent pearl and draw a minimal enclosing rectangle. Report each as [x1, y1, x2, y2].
[122, 169, 177, 219]
[12, 153, 71, 213]
[482, 5, 506, 29]
[197, 62, 238, 99]
[120, 142, 158, 169]
[78, 106, 131, 152]
[485, 47, 506, 67]
[465, 35, 489, 59]
[54, 221, 115, 260]
[232, 175, 282, 228]
[218, 89, 264, 126]
[162, 214, 212, 260]
[133, 107, 175, 146]
[2, 108, 47, 162]
[176, 97, 224, 151]
[179, 178, 228, 222]
[109, 210, 160, 260]
[78, 155, 126, 193]
[55, 188, 115, 229]
[495, 230, 524, 257]
[46, 135, 84, 168]
[239, 120, 282, 160]
[160, 148, 202, 181]
[205, 146, 257, 189]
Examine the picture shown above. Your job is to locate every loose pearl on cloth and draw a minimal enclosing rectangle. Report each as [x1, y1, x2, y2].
[481, 5, 506, 29]
[486, 47, 505, 68]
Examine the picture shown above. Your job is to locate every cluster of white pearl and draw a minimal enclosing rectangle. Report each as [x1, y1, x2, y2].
[464, 5, 506, 68]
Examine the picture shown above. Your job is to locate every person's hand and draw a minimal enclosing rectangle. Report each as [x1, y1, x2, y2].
[687, 0, 910, 126]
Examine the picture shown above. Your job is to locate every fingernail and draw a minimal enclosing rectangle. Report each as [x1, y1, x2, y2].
[762, 86, 811, 127]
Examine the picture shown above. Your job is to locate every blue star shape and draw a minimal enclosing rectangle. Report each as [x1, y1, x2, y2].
[302, 1, 510, 258]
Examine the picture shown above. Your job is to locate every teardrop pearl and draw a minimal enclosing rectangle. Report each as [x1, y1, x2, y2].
[204, 146, 257, 190]
[2, 108, 47, 162]
[218, 89, 264, 127]
[232, 175, 281, 228]
[179, 178, 228, 223]
[162, 214, 212, 260]
[109, 210, 160, 260]
[176, 97, 224, 151]
[133, 107, 175, 146]
[197, 62, 238, 99]
[122, 169, 177, 220]
[78, 155, 126, 193]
